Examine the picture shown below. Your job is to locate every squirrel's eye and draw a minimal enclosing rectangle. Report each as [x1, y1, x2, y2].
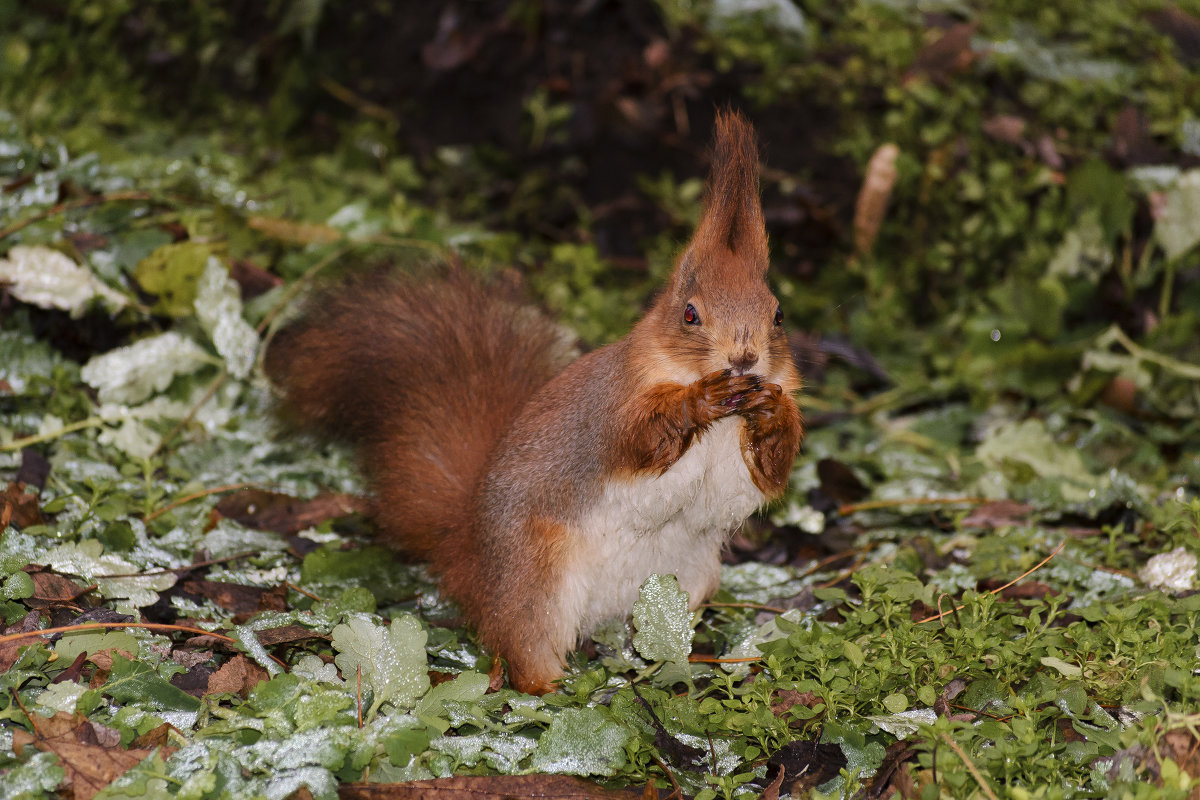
[683, 303, 701, 325]
[774, 306, 784, 326]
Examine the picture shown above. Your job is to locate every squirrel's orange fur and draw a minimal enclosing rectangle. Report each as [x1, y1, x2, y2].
[267, 111, 803, 694]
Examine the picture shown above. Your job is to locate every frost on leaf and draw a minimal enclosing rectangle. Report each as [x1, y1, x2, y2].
[1139, 546, 1197, 593]
[45, 540, 176, 610]
[530, 707, 630, 776]
[1155, 169, 1200, 261]
[331, 613, 430, 720]
[0, 244, 126, 316]
[195, 256, 259, 379]
[631, 573, 694, 688]
[81, 332, 210, 404]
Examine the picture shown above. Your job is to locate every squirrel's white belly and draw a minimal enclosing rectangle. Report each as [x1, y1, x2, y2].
[562, 416, 764, 638]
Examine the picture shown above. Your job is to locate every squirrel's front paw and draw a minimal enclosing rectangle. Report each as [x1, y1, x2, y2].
[694, 369, 764, 418]
[735, 380, 784, 419]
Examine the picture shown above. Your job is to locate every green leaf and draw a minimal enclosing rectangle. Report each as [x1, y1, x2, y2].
[1, 569, 33, 599]
[102, 653, 200, 712]
[416, 670, 490, 731]
[134, 241, 214, 317]
[842, 640, 865, 669]
[331, 613, 430, 719]
[1040, 656, 1083, 678]
[631, 574, 693, 687]
[530, 707, 630, 776]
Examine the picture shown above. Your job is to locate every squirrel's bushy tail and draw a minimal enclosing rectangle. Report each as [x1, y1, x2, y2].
[265, 270, 568, 556]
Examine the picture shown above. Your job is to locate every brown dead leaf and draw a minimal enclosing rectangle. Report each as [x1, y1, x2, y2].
[180, 578, 287, 622]
[981, 114, 1027, 145]
[906, 22, 980, 84]
[959, 500, 1033, 529]
[204, 654, 269, 697]
[770, 689, 823, 718]
[760, 764, 786, 800]
[255, 624, 326, 647]
[52, 652, 89, 685]
[852, 143, 899, 257]
[12, 712, 157, 800]
[26, 567, 93, 604]
[229, 259, 282, 300]
[338, 775, 645, 799]
[130, 722, 180, 753]
[85, 648, 135, 674]
[986, 580, 1057, 601]
[1, 610, 45, 671]
[2, 481, 43, 529]
[213, 488, 365, 535]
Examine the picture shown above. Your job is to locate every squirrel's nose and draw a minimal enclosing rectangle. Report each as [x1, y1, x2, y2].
[729, 351, 759, 375]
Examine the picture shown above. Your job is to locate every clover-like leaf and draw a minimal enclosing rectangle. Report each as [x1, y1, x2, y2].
[631, 573, 694, 688]
[331, 613, 429, 720]
[530, 707, 630, 776]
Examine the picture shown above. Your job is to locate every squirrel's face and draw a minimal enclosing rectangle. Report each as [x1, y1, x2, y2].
[644, 250, 798, 390]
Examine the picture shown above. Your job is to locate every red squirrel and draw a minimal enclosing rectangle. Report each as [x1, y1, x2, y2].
[266, 111, 803, 694]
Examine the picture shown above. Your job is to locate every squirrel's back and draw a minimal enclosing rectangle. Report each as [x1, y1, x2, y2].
[265, 270, 570, 557]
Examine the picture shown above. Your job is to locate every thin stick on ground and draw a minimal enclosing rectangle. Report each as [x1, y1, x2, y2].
[0, 621, 288, 669]
[143, 483, 258, 523]
[0, 191, 162, 240]
[915, 541, 1066, 625]
[940, 733, 1001, 800]
[838, 496, 989, 516]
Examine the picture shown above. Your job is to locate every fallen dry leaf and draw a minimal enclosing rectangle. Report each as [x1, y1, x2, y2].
[214, 488, 365, 535]
[959, 500, 1034, 529]
[770, 689, 823, 718]
[204, 654, 269, 697]
[255, 624, 327, 647]
[11, 712, 156, 800]
[2, 481, 43, 529]
[180, 578, 287, 622]
[905, 22, 980, 84]
[852, 143, 899, 257]
[26, 567, 93, 604]
[130, 722, 180, 753]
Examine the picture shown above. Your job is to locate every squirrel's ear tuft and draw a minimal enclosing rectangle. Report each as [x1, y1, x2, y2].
[679, 109, 768, 280]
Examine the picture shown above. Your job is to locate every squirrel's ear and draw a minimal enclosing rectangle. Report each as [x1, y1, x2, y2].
[675, 110, 769, 288]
